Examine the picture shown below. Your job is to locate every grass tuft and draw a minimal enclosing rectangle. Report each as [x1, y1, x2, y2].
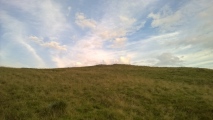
[39, 100, 67, 118]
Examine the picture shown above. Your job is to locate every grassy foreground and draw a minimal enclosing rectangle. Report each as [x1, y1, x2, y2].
[0, 64, 213, 120]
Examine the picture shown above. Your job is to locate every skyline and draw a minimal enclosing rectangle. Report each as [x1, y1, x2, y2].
[0, 0, 213, 69]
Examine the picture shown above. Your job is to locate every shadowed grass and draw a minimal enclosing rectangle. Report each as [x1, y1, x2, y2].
[0, 64, 213, 120]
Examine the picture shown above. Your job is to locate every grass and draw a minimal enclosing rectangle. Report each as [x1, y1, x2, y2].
[0, 64, 213, 120]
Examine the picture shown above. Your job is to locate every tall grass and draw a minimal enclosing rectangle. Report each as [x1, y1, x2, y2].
[0, 65, 213, 120]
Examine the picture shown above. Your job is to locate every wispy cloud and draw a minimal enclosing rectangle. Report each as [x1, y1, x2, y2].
[29, 36, 67, 51]
[148, 5, 182, 32]
[0, 10, 45, 67]
[66, 6, 71, 16]
[75, 13, 97, 29]
[112, 37, 128, 48]
[1, 0, 212, 69]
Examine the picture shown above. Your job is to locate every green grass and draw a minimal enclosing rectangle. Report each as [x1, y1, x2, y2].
[0, 64, 213, 120]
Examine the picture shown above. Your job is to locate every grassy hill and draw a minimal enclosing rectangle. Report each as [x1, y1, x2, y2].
[0, 64, 213, 120]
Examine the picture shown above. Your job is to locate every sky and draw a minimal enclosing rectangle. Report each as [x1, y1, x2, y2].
[0, 0, 213, 69]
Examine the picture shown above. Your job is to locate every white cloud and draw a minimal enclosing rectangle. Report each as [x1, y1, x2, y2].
[42, 41, 67, 51]
[141, 1, 213, 69]
[75, 62, 83, 67]
[38, 0, 70, 37]
[111, 37, 127, 48]
[52, 55, 71, 68]
[66, 6, 71, 16]
[148, 1, 213, 47]
[50, 0, 169, 68]
[95, 14, 145, 41]
[119, 56, 131, 64]
[155, 53, 183, 66]
[2, 0, 71, 37]
[119, 15, 136, 27]
[114, 37, 127, 44]
[148, 6, 182, 32]
[181, 49, 213, 68]
[2, 0, 212, 69]
[52, 49, 114, 67]
[29, 36, 42, 43]
[51, 33, 134, 67]
[75, 12, 97, 29]
[122, 31, 181, 66]
[96, 28, 127, 40]
[29, 36, 67, 51]
[19, 40, 46, 67]
[0, 11, 45, 67]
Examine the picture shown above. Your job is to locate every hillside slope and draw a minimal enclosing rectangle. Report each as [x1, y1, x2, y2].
[0, 65, 213, 120]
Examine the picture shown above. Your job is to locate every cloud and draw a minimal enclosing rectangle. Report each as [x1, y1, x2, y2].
[155, 53, 183, 66]
[66, 6, 71, 16]
[38, 0, 71, 37]
[52, 49, 114, 67]
[29, 36, 67, 51]
[119, 15, 136, 28]
[51, 33, 134, 67]
[142, 1, 213, 69]
[42, 41, 67, 51]
[1, 0, 212, 69]
[147, 1, 213, 47]
[119, 56, 131, 64]
[4, 0, 71, 36]
[122, 32, 181, 67]
[148, 5, 182, 32]
[75, 12, 97, 29]
[111, 37, 127, 48]
[28, 36, 42, 42]
[50, 1, 163, 67]
[0, 10, 45, 67]
[180, 49, 213, 68]
[96, 28, 127, 40]
[74, 62, 83, 67]
[95, 14, 145, 41]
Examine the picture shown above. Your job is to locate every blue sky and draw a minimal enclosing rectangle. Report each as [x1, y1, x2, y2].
[0, 0, 213, 68]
